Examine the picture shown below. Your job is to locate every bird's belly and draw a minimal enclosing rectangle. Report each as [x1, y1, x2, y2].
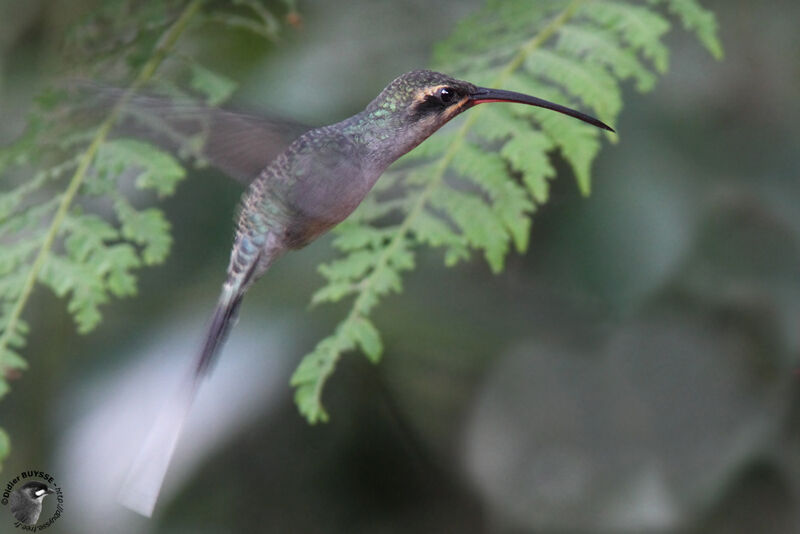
[281, 175, 373, 249]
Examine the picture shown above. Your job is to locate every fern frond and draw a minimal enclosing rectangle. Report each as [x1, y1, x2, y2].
[292, 0, 723, 422]
[0, 0, 297, 468]
[0, 1, 204, 411]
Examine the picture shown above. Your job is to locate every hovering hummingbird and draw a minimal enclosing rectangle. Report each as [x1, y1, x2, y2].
[118, 69, 613, 516]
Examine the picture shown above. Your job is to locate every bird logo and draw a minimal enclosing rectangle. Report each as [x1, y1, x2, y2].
[8, 481, 54, 525]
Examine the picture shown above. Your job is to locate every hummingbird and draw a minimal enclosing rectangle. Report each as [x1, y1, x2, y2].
[118, 69, 613, 516]
[201, 69, 613, 381]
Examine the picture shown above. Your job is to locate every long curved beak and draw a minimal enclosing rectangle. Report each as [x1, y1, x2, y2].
[470, 87, 615, 132]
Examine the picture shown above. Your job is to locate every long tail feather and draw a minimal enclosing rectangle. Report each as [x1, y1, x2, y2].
[118, 256, 260, 516]
[194, 285, 246, 381]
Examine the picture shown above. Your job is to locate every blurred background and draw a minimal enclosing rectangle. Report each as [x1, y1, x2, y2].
[1, 0, 799, 532]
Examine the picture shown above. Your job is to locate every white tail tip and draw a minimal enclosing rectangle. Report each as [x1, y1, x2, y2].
[117, 379, 196, 517]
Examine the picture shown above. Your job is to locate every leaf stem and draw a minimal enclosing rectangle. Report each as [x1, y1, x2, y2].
[0, 0, 204, 368]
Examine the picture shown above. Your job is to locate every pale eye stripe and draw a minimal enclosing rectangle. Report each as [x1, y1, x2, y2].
[413, 85, 449, 103]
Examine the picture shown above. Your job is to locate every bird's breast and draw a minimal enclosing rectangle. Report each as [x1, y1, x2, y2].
[282, 164, 379, 249]
[251, 130, 381, 249]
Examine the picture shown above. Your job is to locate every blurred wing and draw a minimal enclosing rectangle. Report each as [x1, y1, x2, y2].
[74, 84, 310, 185]
[199, 109, 309, 184]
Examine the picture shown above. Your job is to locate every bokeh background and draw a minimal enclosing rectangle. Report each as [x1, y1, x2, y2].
[1, 0, 799, 532]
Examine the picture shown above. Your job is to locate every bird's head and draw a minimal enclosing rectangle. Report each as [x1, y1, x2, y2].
[365, 69, 613, 143]
[19, 481, 54, 502]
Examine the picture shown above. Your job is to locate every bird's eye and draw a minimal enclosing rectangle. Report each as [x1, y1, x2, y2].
[437, 87, 455, 104]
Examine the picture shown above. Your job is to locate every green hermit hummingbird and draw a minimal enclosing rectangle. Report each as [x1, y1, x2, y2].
[119, 69, 613, 516]
[203, 69, 612, 380]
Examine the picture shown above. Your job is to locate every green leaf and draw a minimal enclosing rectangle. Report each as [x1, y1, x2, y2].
[583, 1, 671, 72]
[344, 316, 383, 363]
[450, 141, 535, 252]
[290, 327, 355, 423]
[190, 63, 238, 106]
[331, 223, 388, 251]
[653, 0, 723, 60]
[500, 128, 555, 204]
[310, 281, 356, 306]
[0, 349, 29, 372]
[430, 186, 508, 273]
[410, 209, 467, 251]
[0, 427, 9, 469]
[104, 244, 141, 297]
[556, 25, 657, 92]
[63, 213, 119, 263]
[96, 139, 186, 197]
[526, 49, 622, 119]
[116, 200, 173, 265]
[318, 249, 380, 282]
[40, 254, 108, 333]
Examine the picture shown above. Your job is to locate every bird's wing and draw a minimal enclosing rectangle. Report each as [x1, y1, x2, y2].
[70, 84, 310, 185]
[195, 108, 309, 185]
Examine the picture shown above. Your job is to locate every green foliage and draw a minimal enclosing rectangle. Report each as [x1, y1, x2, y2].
[0, 429, 8, 462]
[292, 0, 723, 423]
[0, 0, 296, 470]
[96, 139, 186, 196]
[190, 63, 238, 106]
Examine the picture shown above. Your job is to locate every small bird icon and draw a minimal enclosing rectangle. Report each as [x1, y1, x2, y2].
[119, 69, 613, 516]
[9, 481, 54, 525]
